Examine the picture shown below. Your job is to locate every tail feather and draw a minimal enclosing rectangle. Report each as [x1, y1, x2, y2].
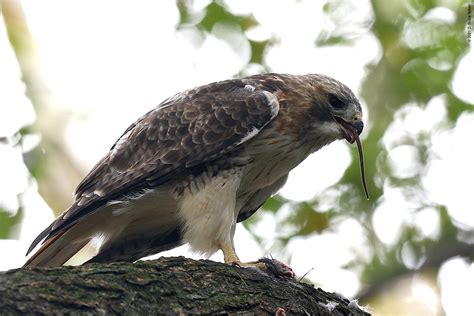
[23, 230, 91, 267]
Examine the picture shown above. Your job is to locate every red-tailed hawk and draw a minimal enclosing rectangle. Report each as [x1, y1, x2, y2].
[24, 73, 366, 269]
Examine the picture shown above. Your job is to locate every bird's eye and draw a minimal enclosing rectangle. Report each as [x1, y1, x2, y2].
[328, 94, 345, 109]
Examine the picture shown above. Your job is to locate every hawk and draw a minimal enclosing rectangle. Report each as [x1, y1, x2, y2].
[24, 73, 365, 269]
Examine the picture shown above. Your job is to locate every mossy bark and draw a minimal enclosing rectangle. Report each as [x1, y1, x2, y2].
[0, 257, 370, 315]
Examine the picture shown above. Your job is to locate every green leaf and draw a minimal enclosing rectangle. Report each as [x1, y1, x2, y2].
[262, 195, 287, 213]
[0, 207, 22, 239]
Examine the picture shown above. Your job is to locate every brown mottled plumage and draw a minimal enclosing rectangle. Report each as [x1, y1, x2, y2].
[25, 73, 364, 267]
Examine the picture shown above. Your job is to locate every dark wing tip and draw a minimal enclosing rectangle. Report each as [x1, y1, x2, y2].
[25, 222, 54, 256]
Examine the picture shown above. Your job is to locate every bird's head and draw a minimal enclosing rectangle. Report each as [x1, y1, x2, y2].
[303, 74, 364, 144]
[297, 73, 369, 199]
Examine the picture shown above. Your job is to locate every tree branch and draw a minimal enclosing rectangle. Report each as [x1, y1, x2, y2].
[0, 257, 370, 315]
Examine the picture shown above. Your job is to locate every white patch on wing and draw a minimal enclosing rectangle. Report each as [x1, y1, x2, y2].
[262, 91, 280, 119]
[236, 91, 279, 147]
[93, 189, 105, 197]
[244, 84, 256, 92]
[177, 170, 242, 256]
[237, 127, 260, 146]
[106, 200, 122, 206]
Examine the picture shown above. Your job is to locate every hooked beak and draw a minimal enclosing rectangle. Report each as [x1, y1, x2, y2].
[334, 116, 364, 144]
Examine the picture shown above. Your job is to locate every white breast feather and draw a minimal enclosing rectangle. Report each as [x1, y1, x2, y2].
[177, 171, 242, 256]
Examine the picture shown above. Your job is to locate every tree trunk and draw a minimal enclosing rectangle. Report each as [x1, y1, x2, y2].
[0, 257, 369, 315]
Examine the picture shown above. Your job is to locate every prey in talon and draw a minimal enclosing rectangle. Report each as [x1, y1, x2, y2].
[24, 73, 367, 278]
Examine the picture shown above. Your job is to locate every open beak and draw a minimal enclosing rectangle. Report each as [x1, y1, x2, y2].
[334, 116, 364, 144]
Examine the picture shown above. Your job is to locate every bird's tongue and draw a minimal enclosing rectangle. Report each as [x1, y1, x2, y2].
[354, 132, 370, 200]
[335, 116, 370, 200]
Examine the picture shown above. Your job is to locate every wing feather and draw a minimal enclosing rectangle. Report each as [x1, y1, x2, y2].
[27, 79, 279, 255]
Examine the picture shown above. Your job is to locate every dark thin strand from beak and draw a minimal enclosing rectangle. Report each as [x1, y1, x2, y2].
[355, 134, 369, 200]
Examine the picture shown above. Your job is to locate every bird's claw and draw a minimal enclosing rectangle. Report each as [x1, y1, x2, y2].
[230, 261, 242, 268]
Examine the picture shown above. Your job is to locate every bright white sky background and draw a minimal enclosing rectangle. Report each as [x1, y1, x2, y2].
[1, 0, 473, 314]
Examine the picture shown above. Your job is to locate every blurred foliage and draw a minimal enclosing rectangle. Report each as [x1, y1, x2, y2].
[0, 132, 24, 239]
[2, 0, 473, 309]
[0, 207, 22, 239]
[2, 0, 86, 214]
[177, 0, 271, 67]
